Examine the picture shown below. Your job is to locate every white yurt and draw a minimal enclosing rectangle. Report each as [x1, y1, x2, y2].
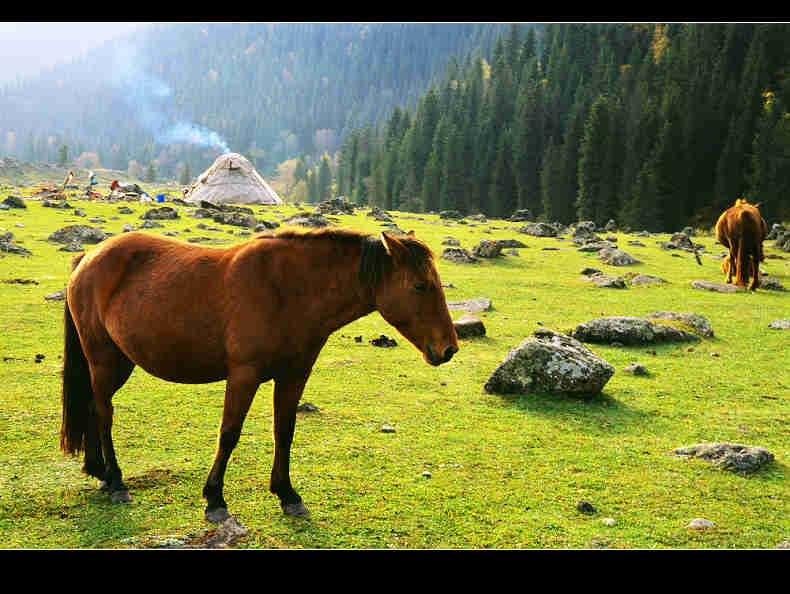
[184, 152, 283, 205]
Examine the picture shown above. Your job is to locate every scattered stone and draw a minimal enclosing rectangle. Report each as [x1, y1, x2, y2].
[580, 267, 602, 276]
[282, 212, 331, 228]
[296, 402, 320, 413]
[453, 313, 486, 338]
[439, 210, 463, 220]
[687, 518, 715, 530]
[572, 316, 700, 346]
[576, 500, 597, 514]
[441, 237, 460, 246]
[42, 199, 72, 209]
[2, 278, 38, 285]
[447, 297, 492, 312]
[440, 247, 479, 264]
[213, 212, 257, 228]
[422, 471, 432, 478]
[484, 329, 614, 396]
[496, 239, 527, 249]
[48, 225, 110, 245]
[585, 273, 626, 289]
[759, 276, 786, 291]
[0, 239, 32, 256]
[117, 206, 135, 214]
[381, 425, 396, 433]
[2, 196, 26, 209]
[598, 247, 641, 266]
[601, 518, 616, 526]
[370, 335, 397, 347]
[518, 222, 557, 237]
[44, 289, 66, 301]
[140, 206, 179, 220]
[645, 311, 714, 338]
[768, 319, 790, 330]
[691, 280, 746, 293]
[58, 240, 84, 252]
[624, 363, 649, 376]
[139, 220, 164, 229]
[472, 239, 503, 258]
[672, 443, 775, 474]
[629, 274, 667, 286]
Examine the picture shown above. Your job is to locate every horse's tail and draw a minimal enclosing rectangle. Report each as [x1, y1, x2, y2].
[60, 257, 93, 456]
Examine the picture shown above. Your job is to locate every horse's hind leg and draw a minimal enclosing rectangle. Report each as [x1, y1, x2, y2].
[87, 346, 135, 503]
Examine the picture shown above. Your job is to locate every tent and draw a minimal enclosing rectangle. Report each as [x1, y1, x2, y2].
[184, 152, 283, 205]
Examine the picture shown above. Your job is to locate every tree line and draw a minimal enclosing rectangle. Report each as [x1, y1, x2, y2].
[332, 23, 790, 231]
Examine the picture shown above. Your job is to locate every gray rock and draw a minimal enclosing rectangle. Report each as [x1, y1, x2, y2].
[213, 212, 258, 228]
[472, 239, 503, 258]
[672, 443, 774, 474]
[58, 240, 84, 252]
[484, 329, 614, 395]
[518, 222, 557, 237]
[0, 239, 32, 255]
[453, 313, 486, 338]
[140, 206, 180, 220]
[441, 247, 479, 264]
[2, 195, 26, 208]
[447, 297, 492, 312]
[598, 247, 641, 266]
[629, 274, 667, 286]
[585, 273, 626, 288]
[572, 316, 700, 346]
[758, 276, 786, 291]
[691, 280, 746, 293]
[282, 213, 331, 228]
[645, 311, 714, 338]
[624, 363, 649, 376]
[48, 225, 110, 245]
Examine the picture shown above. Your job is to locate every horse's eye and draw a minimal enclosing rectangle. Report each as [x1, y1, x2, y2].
[414, 283, 428, 293]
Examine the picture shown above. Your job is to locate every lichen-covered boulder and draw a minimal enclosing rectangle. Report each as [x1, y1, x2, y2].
[672, 443, 774, 474]
[572, 316, 700, 345]
[484, 329, 614, 395]
[48, 225, 110, 245]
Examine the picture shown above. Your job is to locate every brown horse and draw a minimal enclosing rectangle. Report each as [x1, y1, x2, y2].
[715, 199, 768, 290]
[60, 228, 458, 522]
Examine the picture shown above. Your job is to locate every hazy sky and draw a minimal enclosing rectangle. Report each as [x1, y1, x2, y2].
[0, 22, 151, 83]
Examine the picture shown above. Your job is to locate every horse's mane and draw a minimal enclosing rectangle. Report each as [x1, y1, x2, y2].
[262, 227, 435, 287]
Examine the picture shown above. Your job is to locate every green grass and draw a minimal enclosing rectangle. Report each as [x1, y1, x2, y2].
[1, 187, 789, 549]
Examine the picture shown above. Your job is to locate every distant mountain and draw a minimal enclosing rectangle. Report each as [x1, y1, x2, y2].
[0, 22, 518, 179]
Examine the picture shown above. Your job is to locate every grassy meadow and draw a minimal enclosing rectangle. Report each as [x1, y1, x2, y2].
[1, 186, 789, 549]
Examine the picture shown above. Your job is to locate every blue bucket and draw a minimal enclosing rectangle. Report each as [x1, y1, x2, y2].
[156, 194, 165, 203]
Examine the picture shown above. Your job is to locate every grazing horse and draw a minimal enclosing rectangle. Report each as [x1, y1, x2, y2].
[715, 199, 768, 290]
[60, 228, 458, 522]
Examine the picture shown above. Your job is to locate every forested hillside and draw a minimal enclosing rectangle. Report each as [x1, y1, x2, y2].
[337, 23, 790, 230]
[0, 22, 511, 179]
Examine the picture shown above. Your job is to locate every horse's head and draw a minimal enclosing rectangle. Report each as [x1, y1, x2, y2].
[369, 232, 458, 366]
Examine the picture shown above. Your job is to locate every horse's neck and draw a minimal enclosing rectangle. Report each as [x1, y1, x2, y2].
[284, 238, 376, 334]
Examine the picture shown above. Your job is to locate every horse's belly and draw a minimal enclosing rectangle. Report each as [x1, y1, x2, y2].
[104, 304, 230, 384]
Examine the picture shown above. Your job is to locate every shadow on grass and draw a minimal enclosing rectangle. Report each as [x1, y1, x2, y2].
[490, 389, 658, 437]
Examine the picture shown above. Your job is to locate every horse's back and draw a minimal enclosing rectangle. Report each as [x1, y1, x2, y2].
[69, 233, 238, 383]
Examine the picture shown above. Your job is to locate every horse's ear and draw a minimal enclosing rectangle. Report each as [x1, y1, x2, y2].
[406, 230, 415, 237]
[381, 232, 409, 266]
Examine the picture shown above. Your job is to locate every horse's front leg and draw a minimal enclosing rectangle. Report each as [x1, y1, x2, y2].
[203, 365, 259, 523]
[271, 373, 310, 518]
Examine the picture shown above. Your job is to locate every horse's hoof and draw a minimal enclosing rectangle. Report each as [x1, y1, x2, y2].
[111, 490, 132, 504]
[205, 506, 231, 524]
[282, 501, 310, 518]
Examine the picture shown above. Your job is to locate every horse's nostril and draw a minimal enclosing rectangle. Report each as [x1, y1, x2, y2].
[444, 345, 458, 361]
